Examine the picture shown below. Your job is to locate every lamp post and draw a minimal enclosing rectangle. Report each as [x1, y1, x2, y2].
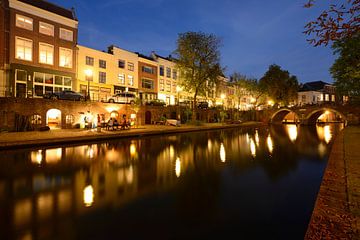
[84, 69, 93, 101]
[221, 93, 226, 109]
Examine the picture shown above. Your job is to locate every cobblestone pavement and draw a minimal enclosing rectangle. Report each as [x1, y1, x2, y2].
[305, 126, 360, 240]
[0, 122, 263, 149]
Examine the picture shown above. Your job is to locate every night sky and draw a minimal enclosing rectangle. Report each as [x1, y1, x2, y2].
[52, 0, 336, 83]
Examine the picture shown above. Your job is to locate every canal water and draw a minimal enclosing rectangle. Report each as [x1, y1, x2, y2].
[0, 124, 343, 240]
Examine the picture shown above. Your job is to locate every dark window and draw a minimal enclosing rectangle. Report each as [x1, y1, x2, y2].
[99, 72, 106, 83]
[34, 85, 43, 96]
[159, 65, 164, 76]
[166, 67, 171, 78]
[128, 62, 134, 71]
[16, 69, 27, 81]
[142, 66, 154, 74]
[55, 76, 63, 85]
[172, 69, 177, 80]
[64, 77, 72, 86]
[118, 60, 125, 68]
[86, 56, 94, 66]
[99, 59, 106, 69]
[142, 79, 154, 89]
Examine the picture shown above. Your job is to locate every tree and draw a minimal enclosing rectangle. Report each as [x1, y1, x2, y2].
[259, 64, 299, 106]
[174, 31, 224, 121]
[304, 0, 360, 46]
[330, 34, 360, 103]
[230, 73, 266, 109]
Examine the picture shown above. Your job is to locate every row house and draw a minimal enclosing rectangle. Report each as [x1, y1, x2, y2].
[151, 52, 178, 105]
[76, 45, 138, 101]
[137, 53, 158, 103]
[1, 0, 78, 98]
[297, 81, 336, 106]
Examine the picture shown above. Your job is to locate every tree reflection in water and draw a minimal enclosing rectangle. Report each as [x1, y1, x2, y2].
[0, 124, 343, 240]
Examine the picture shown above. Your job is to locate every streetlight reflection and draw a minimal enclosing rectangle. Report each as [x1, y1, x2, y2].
[286, 125, 298, 142]
[220, 143, 226, 162]
[250, 138, 256, 158]
[83, 185, 94, 207]
[267, 134, 273, 154]
[175, 157, 181, 177]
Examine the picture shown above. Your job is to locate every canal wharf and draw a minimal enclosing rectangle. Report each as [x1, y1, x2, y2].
[0, 122, 264, 150]
[306, 126, 360, 239]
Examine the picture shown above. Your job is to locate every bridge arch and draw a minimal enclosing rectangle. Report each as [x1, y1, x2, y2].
[305, 108, 346, 125]
[270, 108, 299, 124]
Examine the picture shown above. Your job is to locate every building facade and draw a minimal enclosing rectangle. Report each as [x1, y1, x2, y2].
[5, 0, 78, 99]
[151, 52, 178, 105]
[137, 54, 158, 103]
[298, 81, 336, 106]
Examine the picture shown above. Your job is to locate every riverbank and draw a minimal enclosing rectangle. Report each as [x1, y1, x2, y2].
[0, 121, 264, 150]
[305, 126, 360, 239]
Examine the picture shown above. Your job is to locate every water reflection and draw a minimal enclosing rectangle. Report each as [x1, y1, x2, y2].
[220, 143, 226, 162]
[0, 123, 343, 240]
[286, 124, 298, 142]
[267, 134, 274, 154]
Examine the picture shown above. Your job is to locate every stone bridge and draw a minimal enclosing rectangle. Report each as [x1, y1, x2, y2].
[267, 104, 360, 125]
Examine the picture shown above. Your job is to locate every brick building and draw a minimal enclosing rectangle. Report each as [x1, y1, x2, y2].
[0, 0, 78, 98]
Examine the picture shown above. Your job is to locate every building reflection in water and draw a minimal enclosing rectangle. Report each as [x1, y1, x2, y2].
[0, 123, 344, 240]
[83, 185, 94, 207]
[250, 138, 256, 158]
[267, 134, 274, 154]
[286, 124, 298, 142]
[220, 143, 226, 162]
[175, 157, 181, 177]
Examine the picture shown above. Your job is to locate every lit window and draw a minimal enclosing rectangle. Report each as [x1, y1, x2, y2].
[331, 95, 335, 102]
[59, 48, 72, 68]
[39, 43, 54, 65]
[166, 80, 171, 92]
[118, 74, 125, 84]
[128, 75, 134, 86]
[15, 37, 32, 61]
[142, 79, 154, 89]
[66, 115, 74, 124]
[159, 79, 164, 91]
[59, 28, 73, 41]
[325, 94, 329, 101]
[16, 14, 33, 30]
[31, 115, 42, 125]
[39, 22, 54, 36]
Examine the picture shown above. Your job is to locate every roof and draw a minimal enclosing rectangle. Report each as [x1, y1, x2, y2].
[136, 52, 156, 62]
[18, 0, 77, 20]
[299, 81, 332, 92]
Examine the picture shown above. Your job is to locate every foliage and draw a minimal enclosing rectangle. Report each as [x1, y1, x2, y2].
[259, 64, 299, 106]
[330, 34, 360, 103]
[230, 72, 267, 109]
[304, 0, 360, 46]
[174, 31, 224, 120]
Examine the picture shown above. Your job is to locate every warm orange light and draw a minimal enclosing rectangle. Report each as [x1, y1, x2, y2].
[83, 185, 94, 207]
[175, 157, 181, 177]
[220, 143, 226, 162]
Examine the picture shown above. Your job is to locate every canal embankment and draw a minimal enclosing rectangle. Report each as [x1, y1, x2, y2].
[0, 121, 265, 150]
[305, 126, 360, 239]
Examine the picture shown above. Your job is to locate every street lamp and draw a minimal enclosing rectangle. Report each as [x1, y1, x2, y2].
[176, 86, 182, 105]
[221, 93, 226, 109]
[84, 69, 93, 101]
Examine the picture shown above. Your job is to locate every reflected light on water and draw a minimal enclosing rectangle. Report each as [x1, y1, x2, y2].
[246, 133, 250, 143]
[175, 157, 181, 177]
[286, 125, 298, 142]
[126, 166, 134, 184]
[255, 130, 260, 146]
[31, 150, 42, 165]
[267, 135, 274, 154]
[324, 125, 332, 144]
[250, 138, 256, 158]
[220, 143, 226, 162]
[169, 145, 175, 159]
[83, 185, 94, 207]
[87, 145, 94, 159]
[46, 148, 62, 163]
[130, 144, 137, 156]
[208, 139, 212, 150]
[318, 143, 327, 157]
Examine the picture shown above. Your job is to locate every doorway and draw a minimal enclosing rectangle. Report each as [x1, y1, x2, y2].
[145, 111, 151, 124]
[46, 109, 61, 129]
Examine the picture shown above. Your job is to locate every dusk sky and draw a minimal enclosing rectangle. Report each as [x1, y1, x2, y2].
[52, 0, 336, 83]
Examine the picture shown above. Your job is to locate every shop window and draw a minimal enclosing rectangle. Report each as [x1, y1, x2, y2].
[31, 114, 42, 125]
[66, 115, 74, 125]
